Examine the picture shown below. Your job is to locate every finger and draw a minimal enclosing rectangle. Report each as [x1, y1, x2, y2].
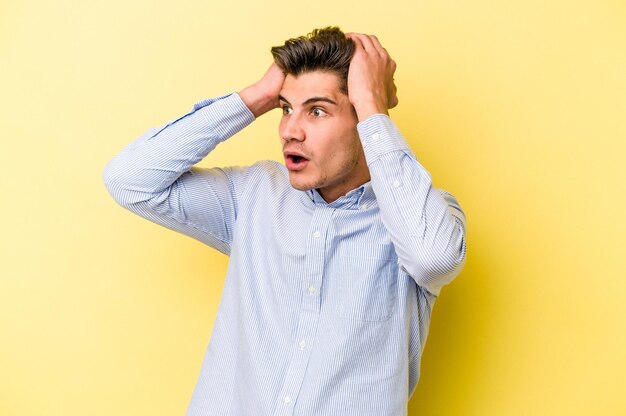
[389, 58, 397, 75]
[368, 35, 387, 57]
[388, 81, 399, 109]
[348, 33, 377, 54]
[347, 33, 368, 58]
[353, 33, 386, 58]
[389, 95, 399, 109]
[358, 34, 378, 54]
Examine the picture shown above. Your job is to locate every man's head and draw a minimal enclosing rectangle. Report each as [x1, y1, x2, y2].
[271, 27, 370, 203]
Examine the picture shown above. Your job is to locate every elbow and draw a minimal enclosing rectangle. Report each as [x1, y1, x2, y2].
[102, 159, 142, 208]
[103, 159, 126, 206]
[401, 189, 467, 290]
[435, 223, 467, 275]
[419, 243, 466, 287]
[404, 225, 467, 289]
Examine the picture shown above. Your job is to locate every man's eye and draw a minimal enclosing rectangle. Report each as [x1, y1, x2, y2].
[282, 106, 293, 115]
[311, 107, 327, 117]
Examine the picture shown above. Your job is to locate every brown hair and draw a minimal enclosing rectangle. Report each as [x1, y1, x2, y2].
[271, 26, 355, 94]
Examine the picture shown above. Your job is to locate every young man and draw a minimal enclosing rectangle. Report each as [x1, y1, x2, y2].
[104, 27, 466, 416]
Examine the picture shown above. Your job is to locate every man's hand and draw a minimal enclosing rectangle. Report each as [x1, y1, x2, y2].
[239, 63, 285, 118]
[346, 33, 398, 121]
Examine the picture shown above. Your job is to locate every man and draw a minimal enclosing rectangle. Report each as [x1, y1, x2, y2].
[104, 27, 466, 416]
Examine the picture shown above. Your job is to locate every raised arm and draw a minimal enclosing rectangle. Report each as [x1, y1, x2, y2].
[103, 65, 285, 254]
[347, 33, 467, 295]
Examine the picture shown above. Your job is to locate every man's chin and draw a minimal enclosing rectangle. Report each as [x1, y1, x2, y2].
[289, 182, 314, 192]
[288, 176, 315, 192]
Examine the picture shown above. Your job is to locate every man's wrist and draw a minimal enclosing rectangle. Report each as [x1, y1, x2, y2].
[354, 104, 388, 121]
[352, 96, 389, 121]
[238, 84, 277, 118]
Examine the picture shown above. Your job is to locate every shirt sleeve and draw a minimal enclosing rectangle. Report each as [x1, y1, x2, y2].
[357, 114, 467, 296]
[102, 93, 256, 255]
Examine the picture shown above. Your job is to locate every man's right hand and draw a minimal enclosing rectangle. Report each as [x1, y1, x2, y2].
[239, 63, 285, 118]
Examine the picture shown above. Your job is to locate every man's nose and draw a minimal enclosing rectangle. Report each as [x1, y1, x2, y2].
[280, 116, 305, 142]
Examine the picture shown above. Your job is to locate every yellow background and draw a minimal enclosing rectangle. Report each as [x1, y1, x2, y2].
[1, 0, 625, 414]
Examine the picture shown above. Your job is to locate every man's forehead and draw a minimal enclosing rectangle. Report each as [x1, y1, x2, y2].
[279, 71, 345, 104]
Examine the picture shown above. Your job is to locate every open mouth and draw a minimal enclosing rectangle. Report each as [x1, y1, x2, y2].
[284, 153, 309, 171]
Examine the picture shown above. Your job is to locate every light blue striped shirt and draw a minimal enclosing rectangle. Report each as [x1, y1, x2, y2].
[103, 93, 466, 415]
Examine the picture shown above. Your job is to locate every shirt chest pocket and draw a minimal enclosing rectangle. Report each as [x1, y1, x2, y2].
[335, 243, 398, 322]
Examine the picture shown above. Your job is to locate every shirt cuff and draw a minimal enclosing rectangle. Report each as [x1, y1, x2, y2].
[357, 114, 413, 164]
[194, 93, 256, 142]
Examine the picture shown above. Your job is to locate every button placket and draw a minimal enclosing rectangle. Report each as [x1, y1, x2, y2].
[272, 207, 334, 416]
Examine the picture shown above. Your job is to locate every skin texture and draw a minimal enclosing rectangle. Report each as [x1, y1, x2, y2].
[278, 71, 370, 203]
[238, 33, 398, 203]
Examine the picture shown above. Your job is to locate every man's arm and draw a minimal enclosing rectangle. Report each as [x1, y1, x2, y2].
[348, 34, 467, 296]
[103, 65, 285, 254]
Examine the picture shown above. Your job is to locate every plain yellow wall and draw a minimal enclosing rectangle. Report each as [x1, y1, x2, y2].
[1, 0, 625, 414]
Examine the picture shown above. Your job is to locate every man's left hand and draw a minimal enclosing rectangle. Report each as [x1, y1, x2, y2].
[346, 33, 398, 121]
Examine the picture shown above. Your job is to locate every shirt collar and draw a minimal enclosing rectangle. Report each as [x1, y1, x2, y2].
[303, 182, 377, 210]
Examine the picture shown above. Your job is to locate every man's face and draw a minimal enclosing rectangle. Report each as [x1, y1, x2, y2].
[278, 71, 370, 203]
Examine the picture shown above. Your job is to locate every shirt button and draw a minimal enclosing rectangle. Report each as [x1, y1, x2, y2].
[313, 231, 321, 239]
[299, 340, 307, 350]
[284, 396, 292, 404]
[393, 180, 401, 188]
[307, 286, 316, 294]
[372, 133, 380, 141]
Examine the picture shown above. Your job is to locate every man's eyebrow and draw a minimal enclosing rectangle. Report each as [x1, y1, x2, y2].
[278, 95, 337, 106]
[302, 97, 337, 106]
